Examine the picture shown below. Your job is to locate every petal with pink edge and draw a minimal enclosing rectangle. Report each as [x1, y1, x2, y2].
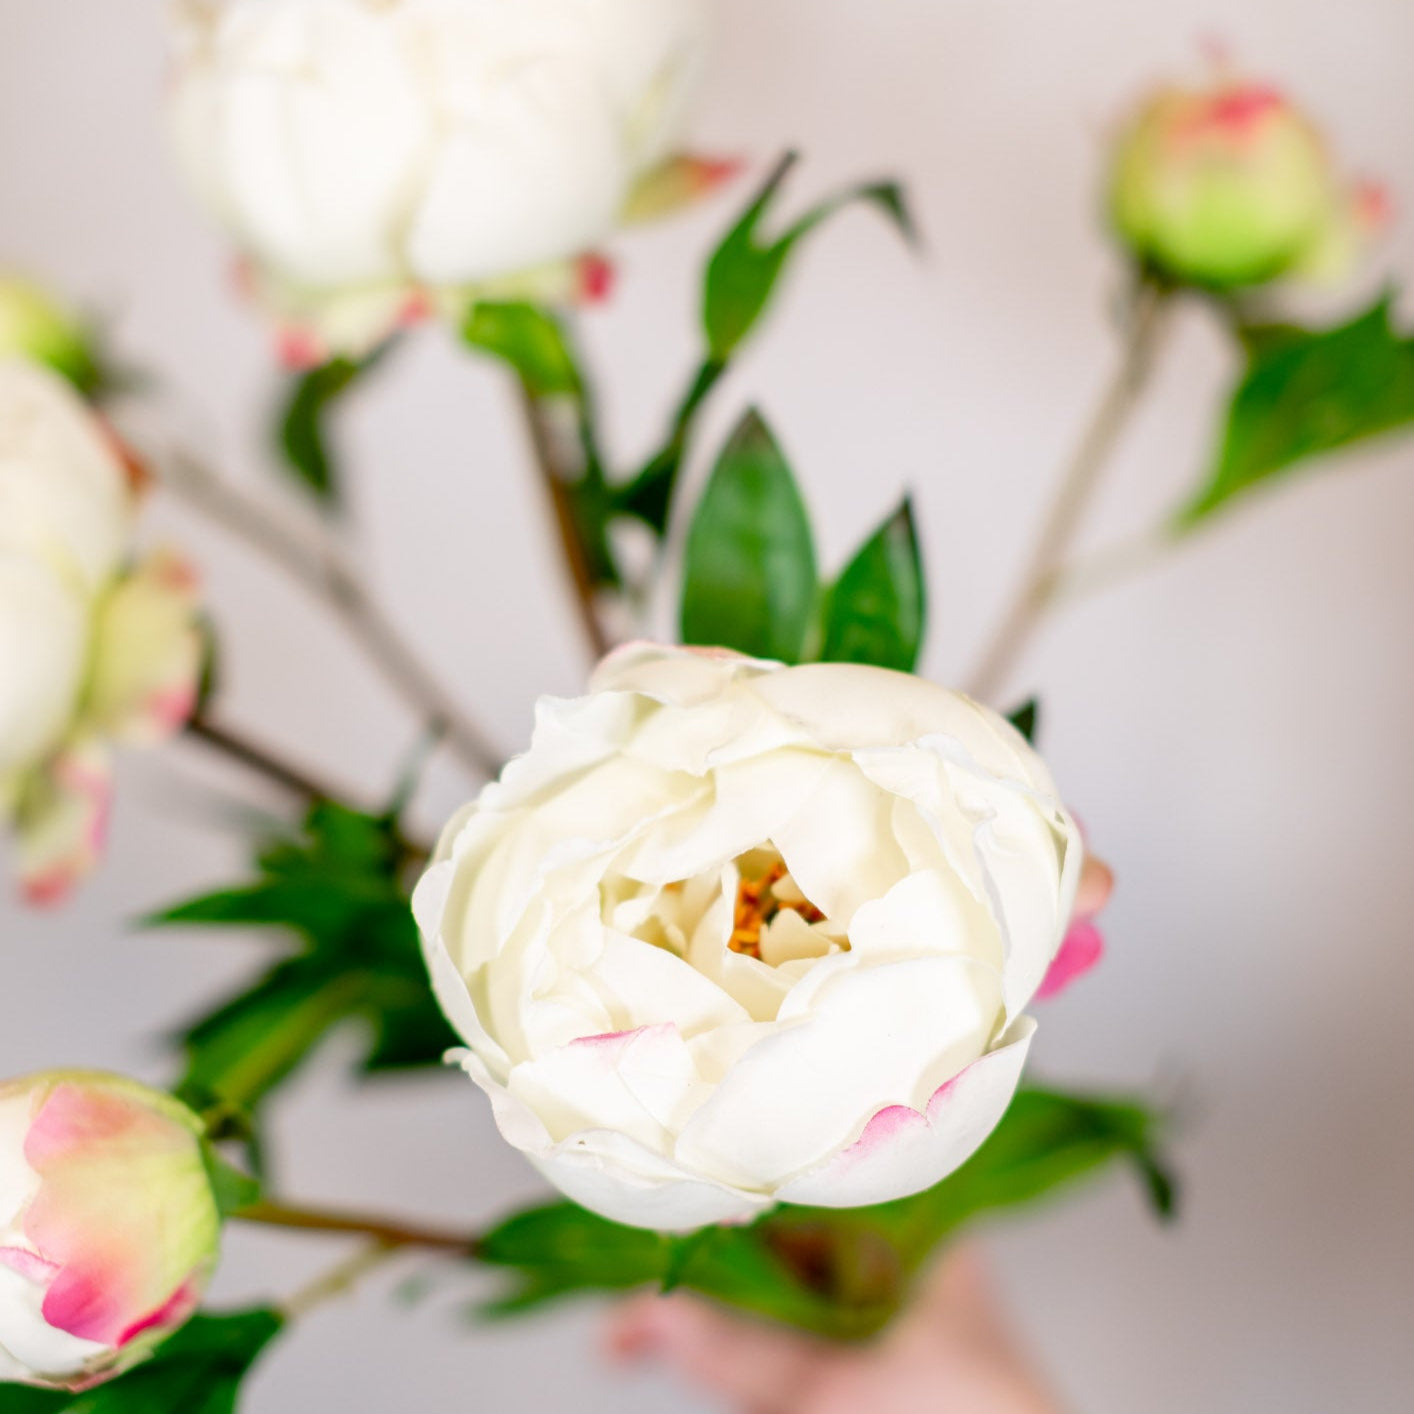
[774, 1017, 1036, 1209]
[1037, 918, 1105, 1002]
[84, 549, 203, 747]
[14, 742, 112, 908]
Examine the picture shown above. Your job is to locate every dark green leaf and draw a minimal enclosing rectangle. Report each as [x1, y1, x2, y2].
[1007, 699, 1040, 744]
[463, 302, 582, 398]
[680, 410, 818, 662]
[277, 355, 376, 505]
[704, 152, 916, 361]
[179, 955, 366, 1110]
[820, 498, 926, 672]
[614, 357, 727, 536]
[151, 804, 453, 1117]
[0, 1311, 283, 1413]
[1182, 294, 1414, 526]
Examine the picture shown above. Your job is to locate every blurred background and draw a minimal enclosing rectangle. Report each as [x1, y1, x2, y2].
[3, 1, 1413, 1409]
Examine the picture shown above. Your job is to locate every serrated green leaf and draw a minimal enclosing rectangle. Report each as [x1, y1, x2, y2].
[820, 498, 926, 672]
[0, 1311, 283, 1413]
[277, 355, 378, 505]
[1007, 699, 1040, 744]
[680, 410, 818, 662]
[179, 956, 365, 1110]
[463, 302, 582, 398]
[151, 804, 453, 1117]
[704, 152, 916, 361]
[1181, 294, 1414, 526]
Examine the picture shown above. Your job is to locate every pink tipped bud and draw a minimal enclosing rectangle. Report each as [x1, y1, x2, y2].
[1108, 70, 1374, 289]
[0, 1072, 221, 1390]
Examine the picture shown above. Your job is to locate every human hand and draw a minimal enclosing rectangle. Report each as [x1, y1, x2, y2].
[606, 1247, 1068, 1414]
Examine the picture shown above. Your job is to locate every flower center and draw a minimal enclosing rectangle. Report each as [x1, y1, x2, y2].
[729, 857, 825, 960]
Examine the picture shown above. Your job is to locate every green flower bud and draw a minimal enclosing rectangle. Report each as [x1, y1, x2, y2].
[0, 278, 96, 391]
[1108, 75, 1379, 290]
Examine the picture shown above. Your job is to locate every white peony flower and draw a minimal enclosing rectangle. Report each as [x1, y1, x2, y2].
[0, 1072, 220, 1390]
[0, 360, 204, 905]
[416, 645, 1084, 1232]
[168, 0, 712, 359]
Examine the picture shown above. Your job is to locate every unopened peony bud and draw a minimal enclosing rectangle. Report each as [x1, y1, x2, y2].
[0, 279, 94, 391]
[0, 359, 204, 904]
[0, 1072, 220, 1390]
[1108, 72, 1382, 289]
[168, 0, 713, 360]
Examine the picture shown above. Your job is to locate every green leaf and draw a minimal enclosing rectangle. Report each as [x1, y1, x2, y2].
[462, 302, 582, 398]
[680, 410, 818, 662]
[1181, 294, 1414, 526]
[151, 804, 456, 1117]
[0, 1310, 283, 1412]
[1007, 699, 1039, 744]
[705, 152, 916, 361]
[200, 1144, 262, 1219]
[614, 357, 726, 536]
[473, 1085, 1174, 1341]
[277, 355, 376, 505]
[820, 498, 927, 672]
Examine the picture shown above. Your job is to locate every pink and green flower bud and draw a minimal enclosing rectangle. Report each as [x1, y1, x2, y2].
[1108, 74, 1380, 290]
[0, 1072, 221, 1390]
[0, 279, 96, 392]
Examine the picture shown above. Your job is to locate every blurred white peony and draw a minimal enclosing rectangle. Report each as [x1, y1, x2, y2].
[0, 360, 203, 904]
[416, 645, 1084, 1232]
[168, 0, 715, 361]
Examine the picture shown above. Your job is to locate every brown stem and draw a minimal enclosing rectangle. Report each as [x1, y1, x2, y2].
[236, 1200, 480, 1257]
[966, 278, 1173, 704]
[160, 445, 504, 779]
[516, 384, 612, 662]
[185, 713, 341, 802]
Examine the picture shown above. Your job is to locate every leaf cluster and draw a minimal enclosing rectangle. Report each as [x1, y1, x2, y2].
[148, 803, 456, 1129]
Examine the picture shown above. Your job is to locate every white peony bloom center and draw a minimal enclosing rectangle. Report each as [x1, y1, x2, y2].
[418, 646, 1084, 1232]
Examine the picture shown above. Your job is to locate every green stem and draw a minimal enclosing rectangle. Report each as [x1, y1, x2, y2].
[966, 278, 1173, 703]
[281, 1242, 402, 1321]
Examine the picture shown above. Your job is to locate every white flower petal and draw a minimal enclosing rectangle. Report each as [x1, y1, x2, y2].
[676, 955, 1003, 1190]
[776, 1017, 1037, 1208]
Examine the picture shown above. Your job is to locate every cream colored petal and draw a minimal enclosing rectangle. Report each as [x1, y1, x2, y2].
[676, 955, 1003, 1191]
[0, 553, 87, 780]
[775, 1017, 1037, 1208]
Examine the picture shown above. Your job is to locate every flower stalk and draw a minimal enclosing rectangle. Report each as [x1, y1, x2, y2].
[516, 382, 614, 662]
[159, 443, 504, 779]
[966, 277, 1173, 703]
[235, 1200, 480, 1257]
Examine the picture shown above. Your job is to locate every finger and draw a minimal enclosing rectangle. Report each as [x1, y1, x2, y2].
[605, 1292, 821, 1412]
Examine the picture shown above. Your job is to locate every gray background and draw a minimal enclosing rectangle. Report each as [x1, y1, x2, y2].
[3, 1, 1412, 1410]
